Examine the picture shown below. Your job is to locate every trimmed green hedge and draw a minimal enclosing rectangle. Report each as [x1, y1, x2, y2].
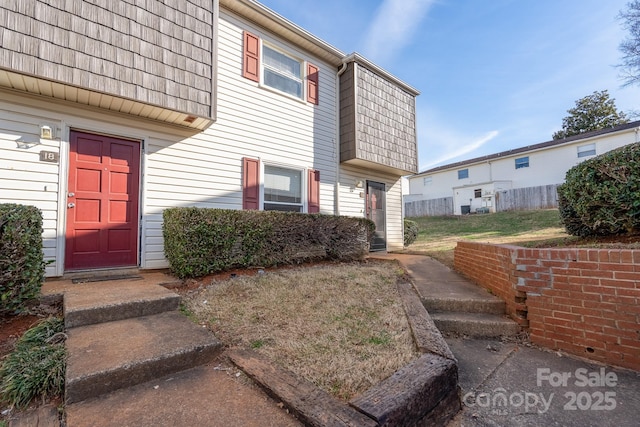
[403, 219, 419, 246]
[163, 208, 376, 278]
[0, 204, 45, 314]
[558, 143, 640, 237]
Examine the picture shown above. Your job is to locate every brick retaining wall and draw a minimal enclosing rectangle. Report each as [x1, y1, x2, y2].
[454, 241, 640, 371]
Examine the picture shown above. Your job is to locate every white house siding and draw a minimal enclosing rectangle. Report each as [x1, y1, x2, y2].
[0, 106, 63, 276]
[408, 125, 640, 215]
[0, 91, 197, 275]
[339, 164, 404, 251]
[0, 10, 340, 275]
[142, 11, 339, 267]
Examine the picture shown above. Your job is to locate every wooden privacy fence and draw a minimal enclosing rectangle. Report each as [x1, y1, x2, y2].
[406, 184, 561, 217]
[404, 197, 453, 217]
[495, 184, 560, 212]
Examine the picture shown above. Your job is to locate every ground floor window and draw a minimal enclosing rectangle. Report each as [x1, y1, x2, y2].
[263, 165, 303, 212]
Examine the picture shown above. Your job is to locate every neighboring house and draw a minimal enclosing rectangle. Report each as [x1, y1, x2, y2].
[405, 121, 640, 216]
[0, 0, 419, 277]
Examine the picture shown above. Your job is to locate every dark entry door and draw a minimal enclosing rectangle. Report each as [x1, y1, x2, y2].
[65, 131, 141, 270]
[366, 181, 386, 251]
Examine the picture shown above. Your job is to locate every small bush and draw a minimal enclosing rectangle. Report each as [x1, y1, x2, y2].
[0, 204, 46, 314]
[163, 208, 375, 278]
[558, 143, 640, 236]
[0, 317, 66, 408]
[403, 219, 419, 246]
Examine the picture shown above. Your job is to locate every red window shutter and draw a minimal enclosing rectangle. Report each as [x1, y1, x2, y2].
[308, 169, 320, 213]
[307, 63, 319, 105]
[243, 31, 260, 82]
[243, 157, 260, 210]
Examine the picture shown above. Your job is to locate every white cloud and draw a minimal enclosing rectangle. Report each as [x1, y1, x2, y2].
[419, 130, 499, 171]
[363, 0, 436, 63]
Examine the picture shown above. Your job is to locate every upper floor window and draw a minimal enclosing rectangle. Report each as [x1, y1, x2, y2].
[423, 176, 433, 186]
[243, 31, 319, 104]
[458, 169, 469, 179]
[515, 156, 529, 169]
[577, 143, 596, 158]
[263, 45, 303, 98]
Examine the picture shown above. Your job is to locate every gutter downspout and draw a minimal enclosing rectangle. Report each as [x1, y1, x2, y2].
[334, 61, 348, 216]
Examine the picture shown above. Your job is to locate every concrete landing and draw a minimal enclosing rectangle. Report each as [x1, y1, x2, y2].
[393, 255, 504, 311]
[65, 310, 222, 403]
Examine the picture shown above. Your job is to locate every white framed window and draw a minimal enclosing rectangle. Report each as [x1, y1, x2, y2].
[423, 176, 433, 186]
[262, 44, 303, 99]
[263, 164, 303, 212]
[458, 169, 469, 179]
[243, 31, 319, 105]
[515, 156, 529, 169]
[577, 143, 596, 158]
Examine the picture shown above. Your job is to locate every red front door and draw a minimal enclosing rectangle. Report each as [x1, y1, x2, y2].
[65, 131, 141, 270]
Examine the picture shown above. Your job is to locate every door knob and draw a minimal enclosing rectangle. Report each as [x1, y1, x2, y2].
[68, 203, 75, 208]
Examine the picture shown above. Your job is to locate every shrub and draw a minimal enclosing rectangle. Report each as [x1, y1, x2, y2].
[163, 208, 375, 278]
[0, 317, 66, 408]
[403, 219, 419, 246]
[558, 143, 640, 236]
[0, 204, 46, 314]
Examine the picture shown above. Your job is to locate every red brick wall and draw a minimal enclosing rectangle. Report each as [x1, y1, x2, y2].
[454, 241, 640, 372]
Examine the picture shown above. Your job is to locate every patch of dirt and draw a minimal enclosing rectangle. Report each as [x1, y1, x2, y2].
[0, 300, 61, 359]
[0, 314, 40, 359]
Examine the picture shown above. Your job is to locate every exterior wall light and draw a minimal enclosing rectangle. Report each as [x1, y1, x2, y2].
[40, 125, 54, 140]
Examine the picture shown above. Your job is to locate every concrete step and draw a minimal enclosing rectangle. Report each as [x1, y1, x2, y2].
[430, 312, 520, 338]
[66, 365, 302, 427]
[63, 282, 180, 328]
[422, 297, 506, 315]
[65, 311, 222, 404]
[395, 255, 506, 315]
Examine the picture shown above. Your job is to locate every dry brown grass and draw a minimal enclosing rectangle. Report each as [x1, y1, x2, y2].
[182, 260, 419, 400]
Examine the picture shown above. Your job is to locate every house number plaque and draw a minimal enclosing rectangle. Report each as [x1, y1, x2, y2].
[39, 151, 59, 163]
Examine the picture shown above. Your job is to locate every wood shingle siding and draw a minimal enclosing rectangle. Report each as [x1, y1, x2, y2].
[0, 0, 215, 118]
[340, 60, 418, 175]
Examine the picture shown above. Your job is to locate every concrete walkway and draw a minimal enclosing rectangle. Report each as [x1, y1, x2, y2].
[377, 253, 640, 427]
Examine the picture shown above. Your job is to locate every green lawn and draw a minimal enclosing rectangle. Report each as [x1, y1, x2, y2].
[404, 209, 567, 267]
